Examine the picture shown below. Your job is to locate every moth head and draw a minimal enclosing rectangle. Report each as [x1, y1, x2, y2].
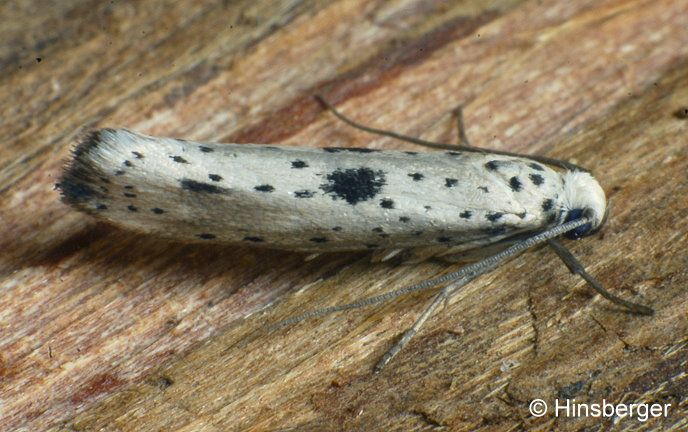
[560, 171, 607, 239]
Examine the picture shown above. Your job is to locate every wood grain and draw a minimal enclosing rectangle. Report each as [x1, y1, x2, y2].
[1, 0, 686, 430]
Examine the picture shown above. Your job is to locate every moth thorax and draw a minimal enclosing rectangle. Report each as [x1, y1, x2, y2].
[560, 171, 607, 239]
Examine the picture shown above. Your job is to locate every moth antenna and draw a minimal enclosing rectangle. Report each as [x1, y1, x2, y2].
[272, 217, 627, 369]
[314, 94, 589, 172]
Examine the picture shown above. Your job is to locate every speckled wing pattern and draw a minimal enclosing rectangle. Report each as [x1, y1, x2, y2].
[61, 129, 574, 254]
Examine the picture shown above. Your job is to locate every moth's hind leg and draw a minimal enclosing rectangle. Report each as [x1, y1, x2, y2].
[450, 105, 473, 148]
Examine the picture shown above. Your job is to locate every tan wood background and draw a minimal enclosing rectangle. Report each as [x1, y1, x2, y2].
[1, 0, 687, 430]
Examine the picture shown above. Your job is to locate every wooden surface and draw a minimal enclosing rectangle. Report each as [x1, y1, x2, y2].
[1, 0, 687, 430]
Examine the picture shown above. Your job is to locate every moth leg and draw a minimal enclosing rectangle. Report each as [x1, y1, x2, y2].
[547, 239, 653, 315]
[274, 218, 596, 369]
[374, 267, 488, 371]
[375, 286, 451, 371]
[451, 105, 473, 148]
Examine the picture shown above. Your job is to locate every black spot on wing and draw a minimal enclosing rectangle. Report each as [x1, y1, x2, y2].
[380, 198, 394, 209]
[332, 226, 342, 231]
[509, 176, 522, 192]
[294, 190, 314, 198]
[486, 212, 504, 222]
[123, 192, 136, 198]
[198, 233, 216, 239]
[180, 179, 230, 194]
[445, 178, 458, 188]
[399, 216, 410, 223]
[124, 185, 134, 189]
[478, 186, 489, 193]
[151, 208, 165, 214]
[320, 167, 386, 205]
[372, 227, 384, 233]
[96, 204, 107, 210]
[132, 151, 144, 159]
[208, 174, 222, 182]
[199, 146, 214, 153]
[404, 151, 418, 155]
[529, 173, 544, 186]
[291, 160, 308, 168]
[114, 170, 125, 176]
[408, 173, 424, 181]
[310, 237, 328, 243]
[459, 210, 472, 219]
[171, 156, 189, 164]
[485, 160, 501, 171]
[127, 205, 138, 212]
[542, 199, 553, 212]
[254, 184, 274, 192]
[529, 162, 545, 171]
[436, 236, 452, 243]
[124, 160, 133, 167]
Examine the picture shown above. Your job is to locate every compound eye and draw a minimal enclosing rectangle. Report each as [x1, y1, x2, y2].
[564, 208, 593, 239]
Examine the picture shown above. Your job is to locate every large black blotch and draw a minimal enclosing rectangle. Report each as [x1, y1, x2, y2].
[320, 167, 386, 205]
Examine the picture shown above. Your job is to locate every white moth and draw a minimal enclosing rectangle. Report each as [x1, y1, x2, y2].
[60, 97, 652, 369]
[61, 129, 604, 252]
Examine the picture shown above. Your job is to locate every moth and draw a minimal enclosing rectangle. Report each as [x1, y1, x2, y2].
[60, 96, 652, 369]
